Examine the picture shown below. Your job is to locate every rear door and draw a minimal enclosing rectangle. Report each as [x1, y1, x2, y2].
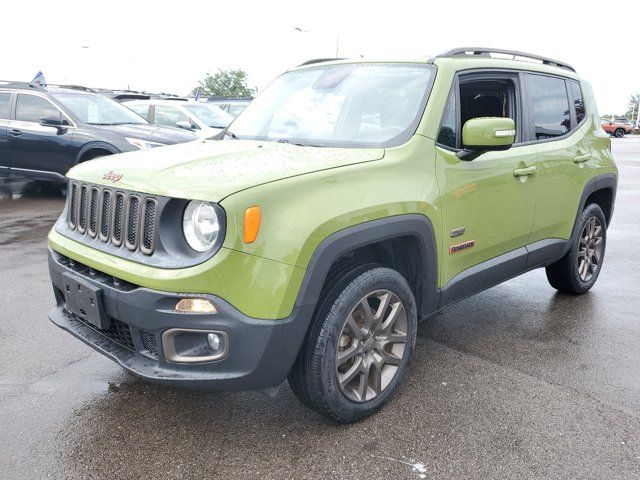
[7, 93, 76, 176]
[523, 74, 594, 246]
[0, 91, 12, 175]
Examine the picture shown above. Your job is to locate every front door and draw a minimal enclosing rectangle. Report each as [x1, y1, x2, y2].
[435, 72, 537, 289]
[6, 93, 76, 176]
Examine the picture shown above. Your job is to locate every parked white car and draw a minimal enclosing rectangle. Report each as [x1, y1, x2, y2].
[124, 99, 234, 139]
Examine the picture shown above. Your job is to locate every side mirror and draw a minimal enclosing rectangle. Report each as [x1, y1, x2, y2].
[458, 117, 516, 160]
[176, 120, 197, 131]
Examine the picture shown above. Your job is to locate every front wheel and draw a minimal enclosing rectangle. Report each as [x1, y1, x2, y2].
[614, 128, 625, 138]
[288, 265, 417, 423]
[546, 203, 607, 294]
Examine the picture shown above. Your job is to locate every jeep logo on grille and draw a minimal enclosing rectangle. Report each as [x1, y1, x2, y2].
[102, 171, 123, 183]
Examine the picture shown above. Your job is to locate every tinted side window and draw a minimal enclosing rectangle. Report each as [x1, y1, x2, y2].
[16, 94, 61, 123]
[525, 74, 570, 140]
[0, 92, 10, 119]
[569, 81, 586, 124]
[437, 90, 457, 148]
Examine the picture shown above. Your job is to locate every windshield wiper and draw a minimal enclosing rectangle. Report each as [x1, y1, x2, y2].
[278, 138, 324, 148]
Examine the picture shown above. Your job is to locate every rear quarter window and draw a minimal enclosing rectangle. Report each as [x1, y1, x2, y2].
[569, 81, 586, 124]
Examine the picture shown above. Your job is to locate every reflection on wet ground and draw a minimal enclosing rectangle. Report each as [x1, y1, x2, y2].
[1, 139, 640, 479]
[0, 177, 65, 201]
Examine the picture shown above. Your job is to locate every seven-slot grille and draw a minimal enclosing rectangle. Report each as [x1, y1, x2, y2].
[67, 181, 158, 255]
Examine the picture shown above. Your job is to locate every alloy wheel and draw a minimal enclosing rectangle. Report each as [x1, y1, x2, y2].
[578, 216, 604, 282]
[335, 289, 408, 402]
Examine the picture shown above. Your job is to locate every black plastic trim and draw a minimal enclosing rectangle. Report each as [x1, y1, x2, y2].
[440, 247, 527, 307]
[568, 173, 617, 241]
[48, 249, 312, 390]
[294, 214, 440, 317]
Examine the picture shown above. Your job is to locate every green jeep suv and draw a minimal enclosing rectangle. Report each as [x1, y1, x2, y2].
[48, 48, 617, 423]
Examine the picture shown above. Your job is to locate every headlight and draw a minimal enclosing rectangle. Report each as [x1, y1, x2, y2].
[125, 137, 165, 150]
[182, 201, 222, 252]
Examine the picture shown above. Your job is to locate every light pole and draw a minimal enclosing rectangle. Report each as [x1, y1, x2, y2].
[293, 26, 341, 58]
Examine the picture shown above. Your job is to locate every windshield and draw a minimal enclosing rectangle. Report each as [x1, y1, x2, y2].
[52, 92, 148, 125]
[184, 103, 234, 128]
[228, 63, 434, 147]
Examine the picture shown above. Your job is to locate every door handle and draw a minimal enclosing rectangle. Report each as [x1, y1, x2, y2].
[513, 165, 537, 177]
[573, 153, 592, 163]
[8, 129, 22, 137]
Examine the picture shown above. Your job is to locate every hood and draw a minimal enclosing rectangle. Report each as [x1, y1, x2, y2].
[193, 126, 224, 139]
[90, 123, 199, 144]
[67, 139, 385, 202]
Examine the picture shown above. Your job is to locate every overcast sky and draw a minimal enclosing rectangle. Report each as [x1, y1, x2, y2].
[2, 1, 638, 115]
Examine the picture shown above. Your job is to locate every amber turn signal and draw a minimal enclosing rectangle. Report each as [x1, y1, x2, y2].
[243, 206, 261, 243]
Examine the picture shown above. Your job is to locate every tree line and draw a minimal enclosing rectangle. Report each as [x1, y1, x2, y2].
[192, 69, 257, 98]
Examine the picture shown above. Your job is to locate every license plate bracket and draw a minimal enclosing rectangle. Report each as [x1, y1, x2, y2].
[62, 272, 110, 330]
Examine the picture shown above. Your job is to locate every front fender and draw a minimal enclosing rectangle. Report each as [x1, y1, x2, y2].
[292, 214, 440, 315]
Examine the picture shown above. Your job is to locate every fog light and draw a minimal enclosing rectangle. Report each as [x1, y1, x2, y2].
[162, 329, 229, 363]
[175, 298, 217, 314]
[207, 333, 224, 353]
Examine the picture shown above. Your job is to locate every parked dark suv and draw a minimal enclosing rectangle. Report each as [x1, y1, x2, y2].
[0, 82, 198, 184]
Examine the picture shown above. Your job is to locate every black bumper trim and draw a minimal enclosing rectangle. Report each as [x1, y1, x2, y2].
[48, 249, 313, 391]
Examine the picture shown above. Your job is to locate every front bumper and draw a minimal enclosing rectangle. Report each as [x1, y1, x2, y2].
[48, 249, 312, 391]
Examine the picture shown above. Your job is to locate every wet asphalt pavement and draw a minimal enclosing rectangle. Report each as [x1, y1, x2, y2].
[1, 138, 639, 480]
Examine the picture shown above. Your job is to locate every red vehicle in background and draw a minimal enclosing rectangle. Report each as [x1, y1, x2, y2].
[601, 118, 633, 137]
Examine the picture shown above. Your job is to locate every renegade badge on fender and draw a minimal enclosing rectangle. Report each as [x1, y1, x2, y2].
[48, 48, 617, 423]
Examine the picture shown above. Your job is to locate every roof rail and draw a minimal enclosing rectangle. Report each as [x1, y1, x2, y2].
[0, 80, 40, 89]
[206, 96, 253, 102]
[48, 84, 97, 92]
[435, 47, 576, 72]
[298, 57, 346, 66]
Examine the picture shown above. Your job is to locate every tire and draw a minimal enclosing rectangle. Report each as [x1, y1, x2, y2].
[614, 128, 624, 138]
[546, 203, 607, 294]
[288, 264, 417, 423]
[34, 180, 62, 195]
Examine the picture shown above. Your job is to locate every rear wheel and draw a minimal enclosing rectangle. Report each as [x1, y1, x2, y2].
[546, 203, 607, 294]
[288, 265, 417, 423]
[614, 128, 624, 138]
